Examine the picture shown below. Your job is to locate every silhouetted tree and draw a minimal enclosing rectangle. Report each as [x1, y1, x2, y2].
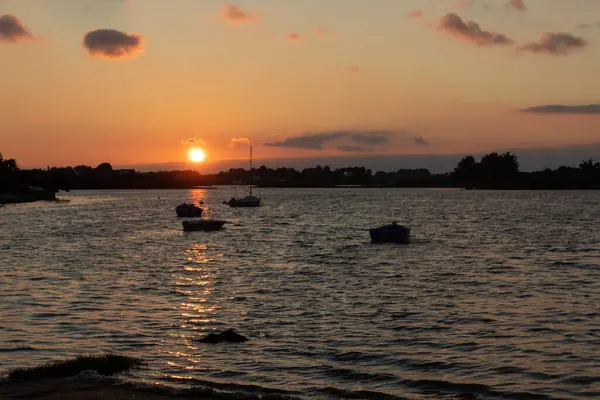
[579, 158, 599, 171]
[0, 153, 19, 190]
[96, 162, 113, 173]
[453, 155, 477, 185]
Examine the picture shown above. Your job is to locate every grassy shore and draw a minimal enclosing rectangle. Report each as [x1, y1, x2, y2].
[6, 354, 144, 381]
[0, 355, 298, 400]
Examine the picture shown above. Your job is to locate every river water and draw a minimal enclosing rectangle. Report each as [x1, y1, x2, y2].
[0, 188, 598, 399]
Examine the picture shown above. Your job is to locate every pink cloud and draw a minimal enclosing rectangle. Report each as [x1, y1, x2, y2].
[456, 0, 474, 8]
[437, 13, 514, 46]
[407, 10, 423, 19]
[507, 0, 527, 11]
[0, 14, 33, 43]
[83, 29, 144, 59]
[518, 32, 587, 55]
[316, 27, 326, 36]
[228, 137, 251, 147]
[348, 66, 360, 73]
[221, 4, 256, 24]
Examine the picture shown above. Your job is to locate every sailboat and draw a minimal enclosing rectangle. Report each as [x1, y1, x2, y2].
[224, 144, 261, 207]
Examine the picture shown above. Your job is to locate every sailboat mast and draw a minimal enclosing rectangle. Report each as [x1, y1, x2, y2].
[249, 144, 253, 196]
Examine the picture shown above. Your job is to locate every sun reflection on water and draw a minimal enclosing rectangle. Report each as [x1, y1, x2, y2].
[188, 189, 209, 217]
[175, 241, 224, 336]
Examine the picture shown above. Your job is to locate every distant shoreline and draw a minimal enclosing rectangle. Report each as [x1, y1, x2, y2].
[14, 185, 600, 192]
[6, 151, 600, 193]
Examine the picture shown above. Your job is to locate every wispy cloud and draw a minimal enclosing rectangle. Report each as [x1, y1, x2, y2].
[507, 0, 527, 11]
[228, 137, 251, 147]
[220, 4, 256, 24]
[579, 22, 600, 30]
[453, 0, 526, 12]
[337, 145, 376, 153]
[413, 136, 430, 146]
[83, 29, 144, 59]
[316, 27, 326, 37]
[352, 133, 389, 145]
[265, 132, 347, 150]
[264, 131, 393, 150]
[456, 0, 474, 8]
[0, 14, 33, 43]
[407, 10, 423, 19]
[437, 13, 514, 46]
[518, 32, 587, 55]
[182, 137, 207, 147]
[521, 104, 600, 114]
[348, 66, 360, 73]
[287, 33, 301, 42]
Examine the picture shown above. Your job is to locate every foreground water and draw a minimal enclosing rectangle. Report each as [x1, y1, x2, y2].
[1, 188, 599, 399]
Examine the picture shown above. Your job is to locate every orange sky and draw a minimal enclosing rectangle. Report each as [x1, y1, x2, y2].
[1, 0, 600, 169]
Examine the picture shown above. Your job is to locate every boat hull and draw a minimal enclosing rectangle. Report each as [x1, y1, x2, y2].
[228, 200, 261, 208]
[182, 220, 226, 232]
[176, 204, 203, 217]
[369, 225, 411, 244]
[225, 196, 261, 208]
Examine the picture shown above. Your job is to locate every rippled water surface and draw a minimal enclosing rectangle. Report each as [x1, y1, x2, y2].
[1, 188, 599, 399]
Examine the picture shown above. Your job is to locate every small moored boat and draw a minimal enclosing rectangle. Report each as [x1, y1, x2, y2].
[176, 203, 203, 217]
[369, 221, 411, 244]
[182, 219, 226, 232]
[224, 144, 262, 208]
[224, 195, 261, 208]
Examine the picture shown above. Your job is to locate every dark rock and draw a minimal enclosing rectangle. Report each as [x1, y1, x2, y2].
[197, 328, 248, 344]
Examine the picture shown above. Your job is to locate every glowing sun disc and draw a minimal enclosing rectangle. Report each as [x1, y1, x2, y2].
[188, 147, 206, 163]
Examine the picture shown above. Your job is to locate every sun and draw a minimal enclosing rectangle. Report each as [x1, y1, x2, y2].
[188, 147, 206, 163]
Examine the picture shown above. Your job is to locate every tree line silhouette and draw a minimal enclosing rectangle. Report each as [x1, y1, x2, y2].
[3, 152, 600, 196]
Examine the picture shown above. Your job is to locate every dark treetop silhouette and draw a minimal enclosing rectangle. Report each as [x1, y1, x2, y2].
[2, 152, 600, 202]
[0, 153, 57, 204]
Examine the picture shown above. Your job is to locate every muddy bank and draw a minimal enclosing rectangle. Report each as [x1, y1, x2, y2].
[0, 375, 300, 400]
[1, 378, 201, 400]
[0, 354, 299, 400]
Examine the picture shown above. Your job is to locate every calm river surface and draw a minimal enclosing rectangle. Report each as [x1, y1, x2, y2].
[1, 188, 599, 399]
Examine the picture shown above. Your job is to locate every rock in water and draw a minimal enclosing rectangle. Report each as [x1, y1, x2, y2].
[197, 328, 248, 343]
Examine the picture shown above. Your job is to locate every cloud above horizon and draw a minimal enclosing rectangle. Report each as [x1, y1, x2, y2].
[507, 0, 527, 11]
[413, 136, 430, 146]
[287, 33, 301, 42]
[453, 0, 525, 12]
[407, 10, 423, 19]
[182, 137, 207, 148]
[264, 131, 394, 151]
[0, 14, 33, 43]
[228, 137, 251, 147]
[521, 104, 600, 114]
[579, 22, 600, 30]
[351, 133, 389, 145]
[437, 13, 514, 46]
[221, 4, 256, 24]
[83, 29, 144, 59]
[336, 145, 376, 153]
[517, 32, 587, 55]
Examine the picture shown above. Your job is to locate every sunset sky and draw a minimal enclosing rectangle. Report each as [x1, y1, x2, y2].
[1, 0, 599, 170]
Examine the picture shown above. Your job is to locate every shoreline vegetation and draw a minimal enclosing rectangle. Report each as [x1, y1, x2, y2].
[6, 354, 145, 381]
[3, 152, 600, 204]
[0, 354, 298, 400]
